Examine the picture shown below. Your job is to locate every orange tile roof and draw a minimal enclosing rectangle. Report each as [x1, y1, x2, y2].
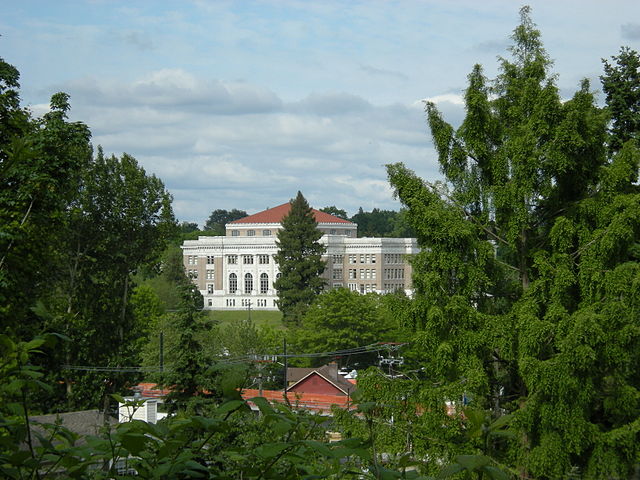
[229, 202, 353, 225]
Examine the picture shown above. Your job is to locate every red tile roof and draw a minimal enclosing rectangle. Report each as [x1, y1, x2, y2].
[241, 388, 356, 414]
[229, 202, 353, 225]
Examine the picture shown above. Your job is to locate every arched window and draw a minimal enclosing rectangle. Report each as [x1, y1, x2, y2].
[260, 273, 269, 294]
[274, 272, 282, 287]
[229, 273, 237, 293]
[244, 273, 253, 294]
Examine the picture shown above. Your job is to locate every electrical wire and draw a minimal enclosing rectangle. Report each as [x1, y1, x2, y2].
[60, 342, 408, 373]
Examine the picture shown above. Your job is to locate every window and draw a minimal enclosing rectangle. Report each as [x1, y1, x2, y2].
[229, 273, 237, 293]
[207, 284, 214, 294]
[260, 273, 269, 294]
[372, 269, 377, 280]
[208, 299, 213, 306]
[247, 230, 255, 236]
[332, 269, 342, 280]
[349, 269, 357, 279]
[263, 230, 271, 236]
[348, 283, 357, 291]
[258, 254, 269, 264]
[333, 255, 343, 265]
[206, 271, 214, 280]
[226, 298, 236, 307]
[371, 255, 376, 264]
[330, 229, 336, 235]
[244, 273, 253, 293]
[360, 254, 365, 263]
[333, 282, 343, 289]
[359, 269, 365, 280]
[231, 230, 240, 236]
[188, 269, 198, 279]
[349, 255, 357, 264]
[243, 255, 254, 265]
[207, 255, 215, 264]
[228, 255, 237, 264]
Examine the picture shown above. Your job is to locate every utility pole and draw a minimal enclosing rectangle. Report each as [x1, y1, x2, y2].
[159, 331, 164, 373]
[283, 338, 288, 391]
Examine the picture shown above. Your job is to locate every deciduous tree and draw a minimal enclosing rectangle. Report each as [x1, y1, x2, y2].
[386, 7, 640, 478]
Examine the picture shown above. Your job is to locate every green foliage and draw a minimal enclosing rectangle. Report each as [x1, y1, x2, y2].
[350, 207, 414, 238]
[320, 205, 348, 219]
[161, 278, 222, 415]
[601, 47, 640, 153]
[292, 289, 396, 366]
[274, 191, 326, 325]
[385, 7, 640, 478]
[204, 208, 248, 235]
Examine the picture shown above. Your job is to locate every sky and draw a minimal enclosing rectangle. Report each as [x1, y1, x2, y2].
[3, 1, 640, 226]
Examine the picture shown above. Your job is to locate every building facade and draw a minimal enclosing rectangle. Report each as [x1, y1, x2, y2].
[182, 203, 418, 310]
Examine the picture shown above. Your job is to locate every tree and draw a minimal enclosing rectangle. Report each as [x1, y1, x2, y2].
[204, 208, 247, 235]
[161, 277, 220, 414]
[274, 191, 326, 325]
[386, 7, 640, 478]
[293, 289, 394, 367]
[320, 205, 348, 219]
[0, 60, 92, 338]
[601, 47, 640, 154]
[43, 148, 176, 411]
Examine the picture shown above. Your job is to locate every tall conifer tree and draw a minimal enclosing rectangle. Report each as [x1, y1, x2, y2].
[274, 191, 326, 325]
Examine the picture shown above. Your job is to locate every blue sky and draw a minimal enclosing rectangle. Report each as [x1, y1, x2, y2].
[3, 1, 640, 225]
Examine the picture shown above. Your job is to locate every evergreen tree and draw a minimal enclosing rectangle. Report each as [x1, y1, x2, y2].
[274, 191, 326, 325]
[162, 277, 219, 415]
[386, 7, 640, 478]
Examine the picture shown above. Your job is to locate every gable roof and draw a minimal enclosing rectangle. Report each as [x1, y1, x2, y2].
[229, 202, 353, 225]
[286, 364, 355, 395]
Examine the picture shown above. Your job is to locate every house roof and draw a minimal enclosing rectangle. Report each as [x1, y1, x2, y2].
[241, 388, 355, 414]
[29, 410, 117, 446]
[229, 203, 353, 225]
[287, 364, 355, 395]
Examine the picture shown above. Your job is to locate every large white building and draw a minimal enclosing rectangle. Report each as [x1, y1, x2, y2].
[182, 203, 418, 310]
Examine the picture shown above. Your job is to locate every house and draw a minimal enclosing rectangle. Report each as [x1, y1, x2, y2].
[132, 365, 358, 415]
[181, 202, 418, 310]
[286, 363, 355, 396]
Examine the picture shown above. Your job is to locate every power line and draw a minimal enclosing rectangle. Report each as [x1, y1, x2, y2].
[60, 342, 407, 373]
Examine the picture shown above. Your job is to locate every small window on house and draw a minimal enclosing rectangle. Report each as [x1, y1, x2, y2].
[247, 230, 255, 236]
[231, 230, 240, 236]
[229, 273, 237, 293]
[228, 255, 237, 264]
[263, 230, 271, 236]
[243, 255, 254, 264]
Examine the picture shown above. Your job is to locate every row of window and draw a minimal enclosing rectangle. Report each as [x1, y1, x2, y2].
[348, 254, 377, 264]
[228, 272, 282, 294]
[383, 268, 405, 280]
[227, 254, 270, 265]
[231, 229, 273, 237]
[383, 254, 404, 264]
[383, 283, 405, 292]
[347, 268, 377, 280]
[225, 298, 276, 307]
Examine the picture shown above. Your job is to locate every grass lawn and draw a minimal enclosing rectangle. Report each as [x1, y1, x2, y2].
[205, 309, 284, 329]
